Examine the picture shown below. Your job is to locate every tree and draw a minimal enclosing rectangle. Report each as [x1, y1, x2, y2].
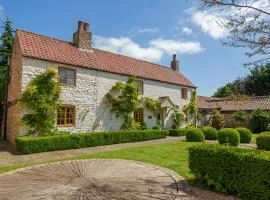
[209, 109, 225, 129]
[213, 63, 270, 97]
[201, 0, 270, 66]
[0, 18, 15, 138]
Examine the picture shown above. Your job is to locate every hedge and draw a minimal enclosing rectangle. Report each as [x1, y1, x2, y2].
[16, 130, 168, 154]
[256, 132, 270, 151]
[168, 128, 186, 136]
[218, 128, 240, 146]
[186, 128, 205, 142]
[235, 127, 252, 143]
[200, 126, 218, 140]
[188, 144, 270, 200]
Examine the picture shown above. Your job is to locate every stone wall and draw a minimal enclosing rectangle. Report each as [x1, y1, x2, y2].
[19, 57, 192, 135]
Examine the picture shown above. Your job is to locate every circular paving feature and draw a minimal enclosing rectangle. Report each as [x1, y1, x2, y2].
[0, 159, 183, 200]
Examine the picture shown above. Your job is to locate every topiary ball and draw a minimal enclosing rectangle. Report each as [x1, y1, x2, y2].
[200, 127, 218, 140]
[235, 127, 252, 143]
[186, 128, 205, 142]
[218, 128, 240, 146]
[256, 132, 270, 151]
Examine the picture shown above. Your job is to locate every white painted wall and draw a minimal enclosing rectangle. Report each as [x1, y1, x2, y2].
[19, 57, 193, 135]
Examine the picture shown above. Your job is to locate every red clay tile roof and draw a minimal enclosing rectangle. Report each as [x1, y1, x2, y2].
[16, 30, 195, 88]
[198, 96, 270, 111]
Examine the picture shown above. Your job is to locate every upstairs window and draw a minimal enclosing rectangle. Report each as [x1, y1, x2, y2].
[57, 105, 75, 126]
[181, 88, 188, 99]
[135, 80, 144, 95]
[134, 108, 144, 124]
[58, 67, 76, 86]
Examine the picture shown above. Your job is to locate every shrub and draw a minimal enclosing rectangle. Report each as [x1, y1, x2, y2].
[200, 126, 218, 140]
[249, 109, 270, 133]
[186, 128, 205, 142]
[235, 127, 252, 143]
[188, 144, 270, 200]
[233, 111, 249, 122]
[168, 128, 186, 136]
[16, 130, 168, 154]
[256, 132, 270, 151]
[218, 128, 240, 146]
[209, 109, 225, 130]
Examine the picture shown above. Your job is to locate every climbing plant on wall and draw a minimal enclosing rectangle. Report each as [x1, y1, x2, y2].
[183, 89, 198, 126]
[104, 77, 140, 129]
[20, 68, 61, 136]
[143, 97, 161, 114]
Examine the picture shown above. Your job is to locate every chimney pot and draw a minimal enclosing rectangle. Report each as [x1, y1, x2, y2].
[171, 54, 179, 72]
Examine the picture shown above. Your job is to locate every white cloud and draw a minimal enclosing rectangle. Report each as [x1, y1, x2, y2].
[94, 36, 163, 62]
[129, 27, 159, 35]
[93, 35, 205, 62]
[182, 27, 193, 35]
[149, 38, 205, 55]
[190, 9, 227, 40]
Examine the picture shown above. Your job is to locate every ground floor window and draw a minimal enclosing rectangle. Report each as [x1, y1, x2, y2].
[134, 108, 144, 123]
[57, 105, 75, 126]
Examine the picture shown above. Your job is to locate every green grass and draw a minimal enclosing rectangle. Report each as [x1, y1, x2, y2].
[0, 141, 196, 179]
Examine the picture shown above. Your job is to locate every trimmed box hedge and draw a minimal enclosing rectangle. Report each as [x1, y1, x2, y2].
[235, 127, 252, 143]
[200, 126, 218, 140]
[186, 128, 205, 142]
[16, 130, 168, 154]
[256, 132, 270, 151]
[217, 128, 240, 146]
[168, 128, 186, 136]
[188, 144, 270, 200]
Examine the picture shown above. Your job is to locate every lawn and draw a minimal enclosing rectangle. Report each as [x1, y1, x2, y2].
[0, 141, 196, 179]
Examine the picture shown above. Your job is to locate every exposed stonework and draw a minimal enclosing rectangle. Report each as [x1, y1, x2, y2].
[6, 34, 23, 144]
[20, 57, 192, 135]
[73, 21, 92, 50]
[171, 54, 179, 72]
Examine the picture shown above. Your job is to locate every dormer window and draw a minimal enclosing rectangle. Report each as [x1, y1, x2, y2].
[58, 67, 76, 86]
[135, 80, 144, 95]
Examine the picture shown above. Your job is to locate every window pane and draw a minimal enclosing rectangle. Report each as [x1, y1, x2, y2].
[57, 106, 75, 126]
[58, 67, 75, 85]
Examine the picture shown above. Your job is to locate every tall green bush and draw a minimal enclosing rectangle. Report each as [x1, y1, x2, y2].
[188, 144, 270, 199]
[186, 128, 205, 142]
[20, 68, 61, 135]
[209, 109, 225, 130]
[249, 109, 270, 133]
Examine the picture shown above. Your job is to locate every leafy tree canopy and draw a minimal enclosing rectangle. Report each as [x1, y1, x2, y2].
[213, 63, 270, 97]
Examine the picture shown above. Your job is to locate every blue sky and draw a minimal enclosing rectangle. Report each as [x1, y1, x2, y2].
[0, 0, 255, 96]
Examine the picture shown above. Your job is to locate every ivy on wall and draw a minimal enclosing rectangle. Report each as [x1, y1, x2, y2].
[143, 97, 161, 114]
[183, 89, 198, 126]
[20, 68, 61, 136]
[104, 77, 140, 129]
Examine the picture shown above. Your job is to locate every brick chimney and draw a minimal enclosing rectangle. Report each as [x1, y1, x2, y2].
[73, 21, 92, 50]
[171, 54, 179, 72]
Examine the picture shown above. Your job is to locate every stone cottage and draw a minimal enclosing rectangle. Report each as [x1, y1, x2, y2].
[4, 21, 195, 143]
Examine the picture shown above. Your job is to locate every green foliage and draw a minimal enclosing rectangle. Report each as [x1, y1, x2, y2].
[209, 109, 225, 130]
[143, 97, 160, 113]
[186, 128, 205, 142]
[188, 144, 270, 199]
[233, 111, 249, 122]
[256, 132, 270, 151]
[249, 109, 270, 133]
[213, 63, 270, 97]
[171, 108, 186, 128]
[218, 128, 240, 146]
[15, 130, 168, 154]
[152, 124, 161, 130]
[183, 89, 198, 126]
[200, 126, 218, 140]
[0, 18, 15, 115]
[20, 68, 61, 135]
[168, 128, 186, 136]
[235, 127, 252, 143]
[105, 77, 140, 129]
